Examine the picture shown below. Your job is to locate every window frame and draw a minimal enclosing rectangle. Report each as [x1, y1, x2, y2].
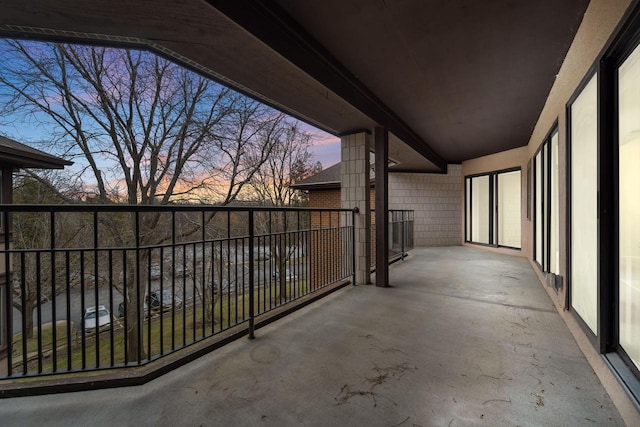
[566, 68, 600, 346]
[609, 28, 640, 384]
[533, 123, 561, 291]
[464, 167, 522, 250]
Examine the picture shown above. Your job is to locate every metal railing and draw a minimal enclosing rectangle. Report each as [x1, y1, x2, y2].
[0, 204, 356, 380]
[371, 210, 414, 267]
[390, 210, 414, 261]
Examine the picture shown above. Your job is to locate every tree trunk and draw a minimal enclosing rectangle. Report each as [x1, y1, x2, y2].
[125, 295, 146, 362]
[124, 253, 146, 362]
[127, 304, 146, 362]
[278, 238, 287, 302]
[23, 300, 35, 339]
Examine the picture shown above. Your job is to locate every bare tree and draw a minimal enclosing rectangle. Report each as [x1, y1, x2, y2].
[0, 40, 281, 359]
[249, 121, 321, 207]
[11, 174, 88, 338]
[249, 121, 322, 299]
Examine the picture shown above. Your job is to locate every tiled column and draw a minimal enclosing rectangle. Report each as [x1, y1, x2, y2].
[341, 132, 371, 285]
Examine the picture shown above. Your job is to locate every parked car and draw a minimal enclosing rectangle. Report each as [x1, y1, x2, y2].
[117, 290, 182, 317]
[117, 300, 150, 318]
[147, 290, 183, 312]
[84, 305, 111, 333]
[273, 269, 297, 281]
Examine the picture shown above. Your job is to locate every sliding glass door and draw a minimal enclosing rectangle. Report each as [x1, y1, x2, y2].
[570, 73, 598, 335]
[471, 175, 490, 244]
[497, 171, 521, 248]
[533, 127, 560, 283]
[465, 170, 521, 249]
[618, 44, 640, 371]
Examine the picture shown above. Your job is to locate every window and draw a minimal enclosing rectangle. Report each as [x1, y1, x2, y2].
[564, 1, 640, 400]
[465, 169, 521, 249]
[618, 43, 640, 372]
[471, 175, 490, 244]
[497, 171, 521, 248]
[569, 73, 598, 336]
[533, 126, 560, 287]
[535, 149, 544, 266]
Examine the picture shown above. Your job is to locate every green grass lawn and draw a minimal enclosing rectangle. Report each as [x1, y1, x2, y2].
[13, 280, 311, 374]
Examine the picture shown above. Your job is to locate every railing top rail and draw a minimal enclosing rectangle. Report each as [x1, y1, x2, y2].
[370, 209, 414, 213]
[0, 204, 359, 214]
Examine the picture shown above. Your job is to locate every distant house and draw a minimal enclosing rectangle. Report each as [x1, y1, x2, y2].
[292, 163, 374, 210]
[0, 135, 71, 360]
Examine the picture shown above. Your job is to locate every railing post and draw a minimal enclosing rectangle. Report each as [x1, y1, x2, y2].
[352, 207, 358, 284]
[3, 209, 12, 377]
[248, 210, 255, 340]
[401, 211, 405, 260]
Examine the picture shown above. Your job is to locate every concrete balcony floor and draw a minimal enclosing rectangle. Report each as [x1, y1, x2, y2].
[0, 247, 626, 426]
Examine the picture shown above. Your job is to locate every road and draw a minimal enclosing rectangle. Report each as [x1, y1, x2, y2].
[12, 261, 309, 333]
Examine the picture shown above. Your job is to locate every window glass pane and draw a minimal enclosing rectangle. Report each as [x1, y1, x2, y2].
[471, 176, 490, 244]
[544, 143, 551, 271]
[0, 285, 3, 347]
[550, 131, 560, 275]
[570, 73, 598, 335]
[535, 151, 543, 265]
[619, 45, 640, 370]
[466, 178, 471, 242]
[498, 171, 521, 248]
[0, 170, 2, 230]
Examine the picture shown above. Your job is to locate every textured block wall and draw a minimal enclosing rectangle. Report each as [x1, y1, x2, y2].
[340, 133, 371, 284]
[389, 164, 462, 247]
[308, 164, 462, 248]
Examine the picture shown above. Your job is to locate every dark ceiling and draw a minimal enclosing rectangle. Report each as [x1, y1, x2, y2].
[0, 0, 589, 172]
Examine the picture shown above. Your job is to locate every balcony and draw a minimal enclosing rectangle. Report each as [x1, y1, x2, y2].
[0, 204, 417, 388]
[0, 204, 359, 384]
[0, 246, 624, 425]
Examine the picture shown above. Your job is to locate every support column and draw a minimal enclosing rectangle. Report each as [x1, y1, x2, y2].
[341, 131, 371, 285]
[374, 127, 389, 287]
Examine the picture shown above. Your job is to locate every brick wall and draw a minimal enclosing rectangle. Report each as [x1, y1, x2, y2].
[309, 189, 341, 209]
[308, 190, 347, 287]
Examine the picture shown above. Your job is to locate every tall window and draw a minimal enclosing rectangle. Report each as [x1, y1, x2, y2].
[471, 175, 490, 244]
[465, 169, 521, 249]
[535, 149, 544, 266]
[569, 73, 598, 336]
[533, 127, 560, 286]
[0, 170, 4, 357]
[618, 43, 640, 372]
[497, 171, 521, 248]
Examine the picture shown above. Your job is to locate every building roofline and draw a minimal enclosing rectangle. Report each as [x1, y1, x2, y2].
[0, 135, 72, 169]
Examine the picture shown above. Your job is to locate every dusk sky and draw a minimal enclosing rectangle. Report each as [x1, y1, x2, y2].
[0, 114, 342, 170]
[0, 124, 341, 179]
[302, 125, 341, 168]
[0, 38, 342, 173]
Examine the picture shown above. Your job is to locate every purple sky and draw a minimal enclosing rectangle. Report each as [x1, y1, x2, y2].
[307, 129, 340, 169]
[0, 38, 343, 172]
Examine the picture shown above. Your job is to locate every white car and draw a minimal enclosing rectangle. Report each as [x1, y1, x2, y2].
[84, 305, 111, 333]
